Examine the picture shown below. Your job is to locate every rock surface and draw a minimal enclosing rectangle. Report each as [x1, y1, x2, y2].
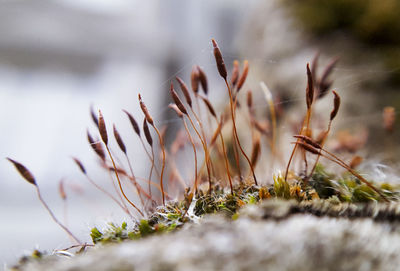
[16, 200, 400, 271]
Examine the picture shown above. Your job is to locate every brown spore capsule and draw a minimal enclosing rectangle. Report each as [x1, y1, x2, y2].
[138, 94, 154, 126]
[236, 60, 249, 92]
[98, 110, 108, 145]
[113, 124, 127, 154]
[197, 65, 208, 95]
[170, 82, 188, 115]
[143, 118, 153, 147]
[123, 110, 140, 137]
[330, 90, 341, 121]
[7, 158, 37, 186]
[306, 63, 314, 109]
[176, 76, 192, 108]
[72, 157, 87, 174]
[212, 39, 227, 80]
[190, 66, 200, 93]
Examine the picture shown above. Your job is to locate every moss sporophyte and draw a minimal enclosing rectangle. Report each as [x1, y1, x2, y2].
[8, 39, 399, 263]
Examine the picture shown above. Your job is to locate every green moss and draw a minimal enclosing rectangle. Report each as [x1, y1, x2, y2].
[90, 227, 103, 243]
[89, 164, 400, 245]
[309, 164, 336, 198]
[273, 174, 291, 199]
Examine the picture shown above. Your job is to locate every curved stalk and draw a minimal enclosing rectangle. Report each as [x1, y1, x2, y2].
[225, 79, 258, 185]
[182, 119, 198, 193]
[85, 173, 134, 219]
[105, 146, 144, 216]
[151, 125, 167, 206]
[124, 154, 145, 207]
[36, 187, 81, 244]
[186, 114, 212, 193]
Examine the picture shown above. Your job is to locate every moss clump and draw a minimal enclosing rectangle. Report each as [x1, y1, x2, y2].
[90, 163, 400, 245]
[91, 202, 186, 244]
[309, 164, 337, 199]
[309, 164, 400, 203]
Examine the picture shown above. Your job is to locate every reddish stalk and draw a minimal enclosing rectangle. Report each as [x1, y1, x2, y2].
[7, 158, 81, 244]
[58, 179, 68, 229]
[105, 146, 144, 216]
[183, 120, 198, 188]
[73, 158, 134, 218]
[231, 122, 242, 179]
[142, 118, 156, 200]
[189, 106, 213, 184]
[186, 112, 212, 192]
[170, 83, 212, 192]
[151, 125, 167, 205]
[124, 154, 145, 207]
[225, 79, 258, 185]
[169, 103, 199, 194]
[199, 96, 233, 194]
[36, 187, 82, 244]
[113, 124, 145, 207]
[307, 90, 341, 181]
[123, 109, 160, 182]
[98, 110, 144, 216]
[217, 117, 233, 194]
[86, 174, 132, 216]
[138, 94, 166, 206]
[284, 63, 314, 182]
[211, 39, 257, 185]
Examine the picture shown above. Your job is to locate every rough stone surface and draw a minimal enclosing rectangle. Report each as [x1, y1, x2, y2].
[16, 200, 400, 271]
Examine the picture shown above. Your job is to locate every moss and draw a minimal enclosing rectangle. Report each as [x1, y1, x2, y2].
[309, 164, 336, 199]
[90, 202, 188, 244]
[273, 174, 291, 199]
[89, 163, 400, 245]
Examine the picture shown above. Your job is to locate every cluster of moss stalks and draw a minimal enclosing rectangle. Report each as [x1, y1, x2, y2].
[7, 38, 399, 269]
[89, 163, 400, 245]
[13, 164, 400, 269]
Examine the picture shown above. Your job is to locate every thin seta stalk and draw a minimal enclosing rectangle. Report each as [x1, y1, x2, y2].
[72, 157, 134, 219]
[138, 94, 167, 206]
[123, 109, 160, 184]
[199, 95, 233, 194]
[58, 179, 68, 228]
[230, 59, 249, 178]
[284, 63, 314, 182]
[7, 158, 81, 244]
[189, 99, 214, 183]
[87, 129, 129, 209]
[178, 75, 215, 186]
[306, 90, 341, 181]
[228, 60, 243, 178]
[212, 38, 258, 185]
[169, 103, 198, 194]
[170, 83, 212, 193]
[98, 110, 144, 216]
[142, 117, 156, 200]
[113, 124, 145, 207]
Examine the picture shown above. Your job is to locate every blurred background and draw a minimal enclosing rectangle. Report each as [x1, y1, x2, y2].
[1, 0, 399, 267]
